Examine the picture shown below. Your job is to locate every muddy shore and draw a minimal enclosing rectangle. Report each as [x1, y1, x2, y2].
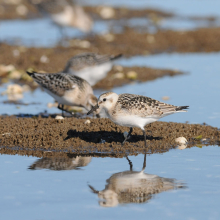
[1, 117, 219, 156]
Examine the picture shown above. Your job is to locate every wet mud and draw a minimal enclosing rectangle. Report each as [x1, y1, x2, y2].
[0, 43, 183, 89]
[86, 27, 220, 56]
[1, 117, 219, 156]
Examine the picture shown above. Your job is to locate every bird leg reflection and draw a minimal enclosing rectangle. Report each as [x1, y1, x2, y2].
[142, 153, 147, 171]
[125, 156, 133, 171]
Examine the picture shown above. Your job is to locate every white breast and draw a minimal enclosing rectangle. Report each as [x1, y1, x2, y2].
[111, 114, 159, 129]
[69, 62, 112, 86]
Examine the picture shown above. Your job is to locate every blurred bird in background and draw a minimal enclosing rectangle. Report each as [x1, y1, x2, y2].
[29, 0, 93, 38]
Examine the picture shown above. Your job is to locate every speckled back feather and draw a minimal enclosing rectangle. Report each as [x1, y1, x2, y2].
[114, 93, 187, 118]
[27, 71, 86, 97]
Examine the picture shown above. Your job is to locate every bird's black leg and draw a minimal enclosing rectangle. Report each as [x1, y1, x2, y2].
[142, 129, 147, 147]
[122, 127, 133, 145]
[58, 104, 64, 116]
[142, 153, 147, 171]
[58, 104, 74, 117]
[61, 104, 64, 117]
[125, 156, 133, 171]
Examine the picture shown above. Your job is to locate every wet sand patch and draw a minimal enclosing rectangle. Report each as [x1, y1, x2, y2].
[1, 117, 219, 156]
[86, 27, 220, 56]
[0, 43, 183, 89]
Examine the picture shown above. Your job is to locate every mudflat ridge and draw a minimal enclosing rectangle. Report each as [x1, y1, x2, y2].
[1, 117, 219, 155]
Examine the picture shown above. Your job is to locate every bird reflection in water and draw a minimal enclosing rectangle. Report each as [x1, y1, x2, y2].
[89, 154, 186, 207]
[29, 155, 91, 171]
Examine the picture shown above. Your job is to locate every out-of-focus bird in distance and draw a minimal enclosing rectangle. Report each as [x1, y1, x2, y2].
[29, 0, 93, 34]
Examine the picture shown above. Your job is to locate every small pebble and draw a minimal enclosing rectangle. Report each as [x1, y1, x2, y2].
[114, 65, 123, 72]
[22, 85, 31, 92]
[13, 49, 20, 57]
[146, 35, 155, 44]
[9, 70, 22, 80]
[113, 72, 124, 79]
[79, 40, 91, 48]
[47, 102, 58, 108]
[0, 64, 15, 76]
[126, 71, 137, 80]
[6, 84, 23, 94]
[40, 55, 49, 63]
[84, 119, 91, 124]
[162, 96, 170, 101]
[99, 6, 115, 19]
[102, 33, 115, 42]
[175, 137, 187, 144]
[16, 4, 27, 16]
[55, 115, 64, 120]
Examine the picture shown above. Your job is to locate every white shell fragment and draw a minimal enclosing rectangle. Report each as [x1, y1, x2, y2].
[84, 119, 91, 124]
[175, 137, 187, 144]
[6, 84, 23, 94]
[55, 115, 64, 120]
[40, 55, 49, 63]
[99, 6, 115, 19]
[126, 71, 137, 80]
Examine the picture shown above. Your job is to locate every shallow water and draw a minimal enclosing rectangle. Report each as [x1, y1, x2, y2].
[0, 146, 219, 220]
[116, 52, 220, 127]
[0, 15, 219, 47]
[83, 0, 220, 17]
[0, 18, 109, 47]
[1, 1, 220, 219]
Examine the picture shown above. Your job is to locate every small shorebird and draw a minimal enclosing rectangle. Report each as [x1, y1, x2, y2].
[89, 154, 185, 207]
[30, 0, 93, 33]
[63, 53, 122, 86]
[26, 71, 98, 115]
[87, 92, 189, 146]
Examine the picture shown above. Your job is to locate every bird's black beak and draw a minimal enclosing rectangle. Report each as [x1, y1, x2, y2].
[87, 104, 99, 115]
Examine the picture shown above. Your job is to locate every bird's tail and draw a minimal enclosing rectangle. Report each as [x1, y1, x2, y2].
[175, 106, 189, 112]
[110, 54, 123, 61]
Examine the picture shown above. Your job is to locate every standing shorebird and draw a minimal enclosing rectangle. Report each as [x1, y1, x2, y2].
[30, 0, 93, 34]
[26, 71, 98, 115]
[89, 154, 186, 207]
[87, 92, 189, 146]
[63, 53, 122, 86]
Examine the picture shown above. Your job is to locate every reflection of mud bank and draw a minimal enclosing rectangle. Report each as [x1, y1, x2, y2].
[1, 117, 219, 155]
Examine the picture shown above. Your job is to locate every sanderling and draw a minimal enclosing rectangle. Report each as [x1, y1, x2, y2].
[63, 53, 122, 86]
[30, 0, 93, 33]
[26, 70, 98, 115]
[87, 92, 189, 146]
[89, 154, 185, 207]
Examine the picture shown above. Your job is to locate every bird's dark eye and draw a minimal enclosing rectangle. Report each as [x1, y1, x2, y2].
[103, 98, 106, 102]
